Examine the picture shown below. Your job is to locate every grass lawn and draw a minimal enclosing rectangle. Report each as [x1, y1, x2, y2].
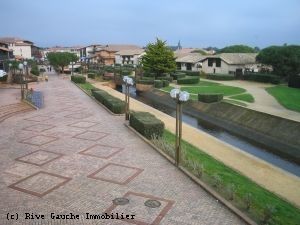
[161, 84, 246, 96]
[78, 82, 95, 95]
[229, 93, 255, 103]
[222, 99, 248, 107]
[266, 86, 300, 112]
[160, 130, 300, 225]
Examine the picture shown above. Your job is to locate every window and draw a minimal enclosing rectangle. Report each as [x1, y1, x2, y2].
[186, 63, 192, 71]
[208, 58, 214, 67]
[216, 58, 221, 67]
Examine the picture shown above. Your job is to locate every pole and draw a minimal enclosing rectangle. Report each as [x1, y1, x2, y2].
[25, 65, 28, 90]
[127, 85, 130, 120]
[175, 94, 180, 166]
[178, 102, 183, 165]
[125, 84, 128, 120]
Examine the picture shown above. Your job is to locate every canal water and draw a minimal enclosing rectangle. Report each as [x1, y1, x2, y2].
[118, 85, 300, 177]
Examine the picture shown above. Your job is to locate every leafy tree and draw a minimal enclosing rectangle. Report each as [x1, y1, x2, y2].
[141, 38, 176, 77]
[219, 45, 256, 53]
[256, 45, 300, 87]
[47, 52, 78, 73]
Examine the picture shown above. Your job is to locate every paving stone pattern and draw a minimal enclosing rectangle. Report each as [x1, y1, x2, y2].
[0, 74, 246, 224]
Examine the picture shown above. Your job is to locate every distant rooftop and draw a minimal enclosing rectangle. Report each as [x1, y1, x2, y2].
[101, 44, 141, 52]
[115, 49, 145, 56]
[0, 37, 33, 45]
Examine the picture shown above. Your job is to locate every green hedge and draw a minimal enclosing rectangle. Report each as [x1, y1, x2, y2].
[88, 73, 95, 79]
[136, 79, 154, 85]
[198, 93, 223, 103]
[177, 77, 199, 84]
[185, 71, 200, 76]
[162, 80, 170, 87]
[172, 73, 186, 80]
[157, 76, 173, 82]
[92, 90, 125, 114]
[0, 75, 7, 82]
[243, 73, 281, 84]
[71, 75, 86, 83]
[207, 74, 235, 80]
[130, 111, 165, 139]
[154, 80, 164, 88]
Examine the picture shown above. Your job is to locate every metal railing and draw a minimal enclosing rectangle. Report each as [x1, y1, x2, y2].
[24, 89, 44, 109]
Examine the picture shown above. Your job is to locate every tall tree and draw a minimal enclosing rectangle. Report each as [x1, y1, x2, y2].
[219, 45, 256, 53]
[257, 45, 300, 88]
[47, 52, 78, 73]
[141, 38, 176, 77]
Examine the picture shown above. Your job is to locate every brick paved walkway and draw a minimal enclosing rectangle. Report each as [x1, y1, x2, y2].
[0, 73, 245, 225]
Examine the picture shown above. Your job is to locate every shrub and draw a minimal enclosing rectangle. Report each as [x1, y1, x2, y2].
[177, 77, 199, 84]
[154, 80, 164, 88]
[185, 71, 200, 76]
[207, 74, 235, 80]
[198, 93, 223, 103]
[92, 90, 125, 114]
[243, 73, 281, 84]
[162, 80, 170, 87]
[151, 134, 175, 158]
[30, 64, 40, 76]
[0, 75, 7, 82]
[136, 79, 154, 85]
[71, 75, 86, 83]
[288, 74, 300, 88]
[88, 73, 96, 79]
[171, 72, 186, 80]
[156, 76, 173, 82]
[130, 111, 165, 139]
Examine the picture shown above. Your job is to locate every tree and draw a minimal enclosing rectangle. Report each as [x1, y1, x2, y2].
[256, 45, 300, 88]
[47, 52, 78, 73]
[218, 45, 256, 53]
[141, 38, 176, 77]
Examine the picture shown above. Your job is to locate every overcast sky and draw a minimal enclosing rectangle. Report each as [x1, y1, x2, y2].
[1, 0, 299, 48]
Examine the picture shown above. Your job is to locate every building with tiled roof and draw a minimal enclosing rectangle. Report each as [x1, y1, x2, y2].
[0, 37, 35, 59]
[115, 49, 145, 65]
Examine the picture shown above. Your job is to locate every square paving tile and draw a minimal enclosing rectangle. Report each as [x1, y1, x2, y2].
[15, 150, 64, 166]
[104, 191, 175, 225]
[19, 135, 58, 146]
[8, 171, 71, 197]
[68, 121, 99, 129]
[64, 112, 92, 119]
[79, 144, 124, 159]
[73, 131, 109, 141]
[23, 124, 56, 132]
[87, 163, 143, 185]
[24, 115, 53, 122]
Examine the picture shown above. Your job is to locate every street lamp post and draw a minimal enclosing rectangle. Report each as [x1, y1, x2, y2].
[18, 63, 24, 99]
[23, 61, 28, 89]
[123, 76, 134, 121]
[7, 63, 12, 84]
[170, 88, 190, 166]
[71, 62, 75, 76]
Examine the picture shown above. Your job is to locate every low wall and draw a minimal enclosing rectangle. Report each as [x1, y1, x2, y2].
[144, 90, 300, 164]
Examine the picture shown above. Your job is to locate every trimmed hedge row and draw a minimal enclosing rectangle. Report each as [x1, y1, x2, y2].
[198, 93, 223, 103]
[243, 73, 281, 84]
[136, 79, 154, 85]
[185, 71, 200, 76]
[129, 111, 165, 139]
[177, 77, 199, 84]
[172, 73, 186, 80]
[154, 80, 163, 88]
[154, 80, 170, 88]
[88, 73, 95, 79]
[71, 75, 86, 83]
[92, 90, 125, 114]
[207, 74, 235, 80]
[156, 76, 173, 82]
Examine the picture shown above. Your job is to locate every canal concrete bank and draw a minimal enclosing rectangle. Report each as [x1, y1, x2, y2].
[144, 89, 300, 164]
[91, 81, 300, 208]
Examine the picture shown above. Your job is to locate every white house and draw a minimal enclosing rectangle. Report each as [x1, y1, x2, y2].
[115, 49, 145, 65]
[201, 53, 259, 75]
[176, 53, 206, 71]
[0, 37, 34, 59]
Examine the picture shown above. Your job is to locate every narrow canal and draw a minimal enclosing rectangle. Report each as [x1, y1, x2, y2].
[117, 85, 300, 177]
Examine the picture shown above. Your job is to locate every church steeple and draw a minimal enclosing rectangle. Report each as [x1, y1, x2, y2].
[177, 40, 182, 50]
